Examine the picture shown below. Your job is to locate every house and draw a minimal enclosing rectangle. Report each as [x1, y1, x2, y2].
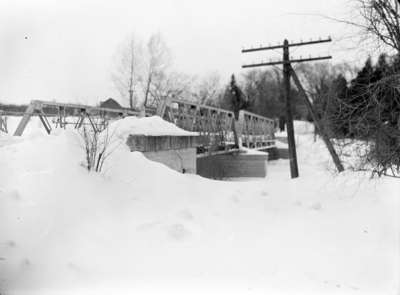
[100, 98, 122, 109]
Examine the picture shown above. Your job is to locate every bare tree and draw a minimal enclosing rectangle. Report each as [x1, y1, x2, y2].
[333, 74, 400, 177]
[355, 0, 400, 54]
[79, 121, 121, 173]
[295, 62, 357, 140]
[148, 72, 193, 106]
[112, 36, 142, 109]
[296, 62, 357, 95]
[141, 33, 172, 108]
[192, 72, 222, 105]
[239, 69, 285, 118]
[112, 33, 174, 110]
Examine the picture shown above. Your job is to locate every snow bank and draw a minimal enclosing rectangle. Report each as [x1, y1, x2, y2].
[107, 116, 198, 141]
[0, 118, 399, 295]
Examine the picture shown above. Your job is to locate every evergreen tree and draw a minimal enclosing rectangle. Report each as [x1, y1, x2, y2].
[218, 74, 248, 119]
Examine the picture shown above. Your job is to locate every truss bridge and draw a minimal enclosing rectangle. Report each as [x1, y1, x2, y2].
[1, 99, 276, 156]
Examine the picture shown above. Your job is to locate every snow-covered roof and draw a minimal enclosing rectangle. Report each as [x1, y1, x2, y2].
[107, 116, 198, 140]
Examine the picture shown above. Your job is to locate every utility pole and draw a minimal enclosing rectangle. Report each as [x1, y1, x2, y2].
[241, 37, 344, 177]
[283, 39, 299, 178]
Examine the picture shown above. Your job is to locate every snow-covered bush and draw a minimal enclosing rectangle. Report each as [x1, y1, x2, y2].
[79, 123, 120, 173]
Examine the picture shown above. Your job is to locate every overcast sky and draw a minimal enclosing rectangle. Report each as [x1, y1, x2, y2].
[0, 0, 366, 105]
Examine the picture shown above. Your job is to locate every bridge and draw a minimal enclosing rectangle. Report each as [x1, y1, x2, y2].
[156, 97, 276, 155]
[1, 99, 278, 178]
[2, 99, 276, 155]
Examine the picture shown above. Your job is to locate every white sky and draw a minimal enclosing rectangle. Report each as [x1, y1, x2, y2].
[0, 0, 366, 105]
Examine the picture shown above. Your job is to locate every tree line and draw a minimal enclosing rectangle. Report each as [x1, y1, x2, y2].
[111, 0, 400, 177]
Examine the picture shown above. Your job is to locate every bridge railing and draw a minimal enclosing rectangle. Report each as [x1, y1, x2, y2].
[157, 98, 275, 152]
[239, 110, 276, 149]
[157, 98, 236, 151]
[12, 100, 141, 136]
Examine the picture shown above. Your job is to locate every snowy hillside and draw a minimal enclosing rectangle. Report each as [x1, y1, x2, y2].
[0, 118, 399, 295]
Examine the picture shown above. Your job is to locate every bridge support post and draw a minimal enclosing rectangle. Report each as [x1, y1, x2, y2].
[38, 110, 52, 134]
[156, 97, 172, 118]
[13, 101, 38, 136]
[0, 111, 7, 133]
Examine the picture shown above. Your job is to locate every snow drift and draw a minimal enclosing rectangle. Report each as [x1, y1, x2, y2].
[0, 118, 399, 295]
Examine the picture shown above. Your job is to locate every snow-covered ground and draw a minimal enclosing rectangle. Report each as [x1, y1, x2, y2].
[0, 117, 399, 295]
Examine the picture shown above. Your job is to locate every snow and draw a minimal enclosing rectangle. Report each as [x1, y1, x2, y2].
[0, 118, 399, 295]
[239, 147, 268, 155]
[274, 139, 288, 149]
[107, 116, 198, 139]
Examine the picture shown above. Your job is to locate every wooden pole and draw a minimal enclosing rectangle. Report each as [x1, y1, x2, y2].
[283, 39, 299, 178]
[13, 101, 36, 136]
[289, 65, 344, 173]
[0, 112, 7, 133]
[38, 114, 51, 134]
[156, 96, 171, 118]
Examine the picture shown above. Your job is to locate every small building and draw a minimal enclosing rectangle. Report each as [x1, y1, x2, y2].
[100, 98, 122, 109]
[126, 135, 199, 174]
